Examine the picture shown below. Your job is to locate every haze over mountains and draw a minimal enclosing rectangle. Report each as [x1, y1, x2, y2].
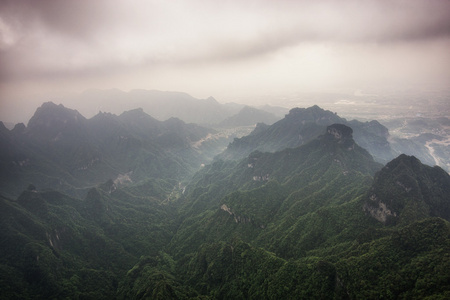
[17, 89, 286, 126]
[1, 0, 449, 297]
[1, 93, 450, 298]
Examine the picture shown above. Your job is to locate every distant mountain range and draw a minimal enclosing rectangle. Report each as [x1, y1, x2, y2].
[61, 89, 287, 125]
[219, 105, 448, 172]
[219, 105, 394, 163]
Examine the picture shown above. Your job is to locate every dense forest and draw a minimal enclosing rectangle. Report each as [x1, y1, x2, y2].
[1, 103, 449, 299]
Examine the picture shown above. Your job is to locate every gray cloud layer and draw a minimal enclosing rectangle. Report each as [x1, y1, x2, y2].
[1, 0, 449, 113]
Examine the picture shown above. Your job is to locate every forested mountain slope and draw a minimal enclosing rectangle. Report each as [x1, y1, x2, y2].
[160, 125, 450, 299]
[220, 105, 446, 173]
[219, 105, 394, 164]
[0, 180, 179, 299]
[1, 104, 449, 299]
[0, 102, 218, 198]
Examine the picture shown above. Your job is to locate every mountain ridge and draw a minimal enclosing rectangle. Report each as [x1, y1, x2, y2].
[219, 105, 395, 164]
[1, 100, 449, 299]
[0, 102, 221, 198]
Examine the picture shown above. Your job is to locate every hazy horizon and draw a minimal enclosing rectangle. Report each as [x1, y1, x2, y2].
[1, 0, 450, 123]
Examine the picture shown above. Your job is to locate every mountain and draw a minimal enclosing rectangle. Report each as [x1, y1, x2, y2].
[218, 106, 280, 128]
[0, 102, 219, 198]
[364, 154, 450, 225]
[1, 102, 450, 298]
[169, 124, 382, 255]
[0, 180, 179, 299]
[219, 105, 395, 164]
[162, 127, 450, 299]
[257, 104, 290, 118]
[64, 89, 244, 125]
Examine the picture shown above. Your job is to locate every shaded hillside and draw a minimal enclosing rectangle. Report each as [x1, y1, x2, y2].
[0, 179, 180, 299]
[162, 127, 450, 299]
[364, 154, 450, 225]
[170, 124, 382, 257]
[0, 102, 218, 198]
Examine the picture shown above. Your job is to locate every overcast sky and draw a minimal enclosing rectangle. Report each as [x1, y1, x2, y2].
[1, 0, 450, 123]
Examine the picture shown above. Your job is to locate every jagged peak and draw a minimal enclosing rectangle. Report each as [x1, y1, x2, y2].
[287, 105, 323, 115]
[285, 105, 340, 125]
[92, 110, 117, 119]
[28, 101, 86, 127]
[122, 107, 144, 114]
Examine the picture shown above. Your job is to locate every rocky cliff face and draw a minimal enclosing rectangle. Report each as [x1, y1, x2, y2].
[327, 124, 353, 141]
[325, 124, 355, 150]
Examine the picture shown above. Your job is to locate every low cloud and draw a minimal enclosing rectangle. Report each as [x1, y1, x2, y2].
[0, 0, 449, 114]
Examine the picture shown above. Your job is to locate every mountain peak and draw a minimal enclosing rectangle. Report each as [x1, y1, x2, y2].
[384, 154, 422, 171]
[205, 96, 218, 104]
[322, 124, 356, 151]
[28, 102, 85, 127]
[119, 107, 152, 120]
[326, 124, 353, 141]
[219, 105, 279, 127]
[285, 105, 341, 125]
[11, 123, 26, 134]
[27, 102, 87, 140]
[364, 154, 450, 225]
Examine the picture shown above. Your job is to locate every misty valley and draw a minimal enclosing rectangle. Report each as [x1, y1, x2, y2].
[1, 97, 450, 299]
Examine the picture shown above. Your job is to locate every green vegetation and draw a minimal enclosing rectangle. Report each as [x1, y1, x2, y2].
[1, 104, 449, 298]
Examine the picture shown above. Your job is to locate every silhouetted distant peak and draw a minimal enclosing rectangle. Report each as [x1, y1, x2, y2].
[28, 102, 86, 128]
[285, 105, 341, 125]
[164, 117, 185, 126]
[287, 105, 322, 115]
[27, 102, 87, 140]
[129, 107, 144, 113]
[119, 107, 152, 120]
[206, 96, 219, 104]
[11, 123, 26, 134]
[219, 105, 279, 127]
[92, 111, 117, 120]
